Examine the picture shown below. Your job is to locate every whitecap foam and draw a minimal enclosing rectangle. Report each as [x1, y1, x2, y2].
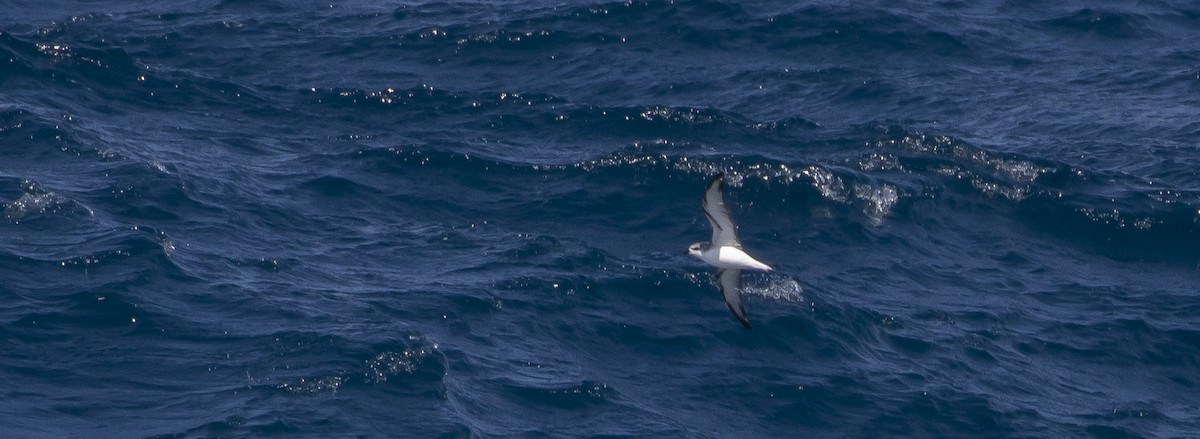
[801, 165, 849, 202]
[853, 183, 899, 225]
[4, 180, 93, 222]
[744, 275, 804, 302]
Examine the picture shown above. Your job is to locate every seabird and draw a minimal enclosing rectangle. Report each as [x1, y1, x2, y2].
[687, 173, 773, 330]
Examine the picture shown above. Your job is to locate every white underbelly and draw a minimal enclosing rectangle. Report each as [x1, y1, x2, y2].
[707, 247, 772, 271]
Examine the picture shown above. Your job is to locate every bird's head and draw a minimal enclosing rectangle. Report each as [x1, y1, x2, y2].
[686, 242, 707, 258]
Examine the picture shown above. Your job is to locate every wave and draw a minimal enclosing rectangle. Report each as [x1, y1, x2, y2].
[379, 1, 973, 58]
[755, 6, 970, 55]
[328, 120, 1197, 264]
[3, 179, 94, 222]
[0, 31, 139, 86]
[10, 61, 1194, 272]
[0, 31, 270, 114]
[5, 2, 1200, 437]
[1040, 9, 1154, 39]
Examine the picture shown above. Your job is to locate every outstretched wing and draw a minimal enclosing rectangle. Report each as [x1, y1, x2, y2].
[716, 269, 752, 330]
[702, 173, 741, 248]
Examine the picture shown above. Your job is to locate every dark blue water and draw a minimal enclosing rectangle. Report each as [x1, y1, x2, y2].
[2, 1, 1198, 437]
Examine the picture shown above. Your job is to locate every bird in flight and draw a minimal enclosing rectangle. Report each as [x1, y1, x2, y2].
[687, 173, 773, 330]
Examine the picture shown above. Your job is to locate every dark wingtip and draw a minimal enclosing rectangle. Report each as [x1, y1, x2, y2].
[706, 173, 725, 193]
[726, 302, 753, 330]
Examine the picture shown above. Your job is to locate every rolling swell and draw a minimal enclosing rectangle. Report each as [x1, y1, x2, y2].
[331, 120, 1199, 264]
[5, 83, 1199, 435]
[1040, 9, 1154, 39]
[3, 0, 1200, 437]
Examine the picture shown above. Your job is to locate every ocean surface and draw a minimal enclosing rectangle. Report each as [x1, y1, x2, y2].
[2, 1, 1198, 437]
